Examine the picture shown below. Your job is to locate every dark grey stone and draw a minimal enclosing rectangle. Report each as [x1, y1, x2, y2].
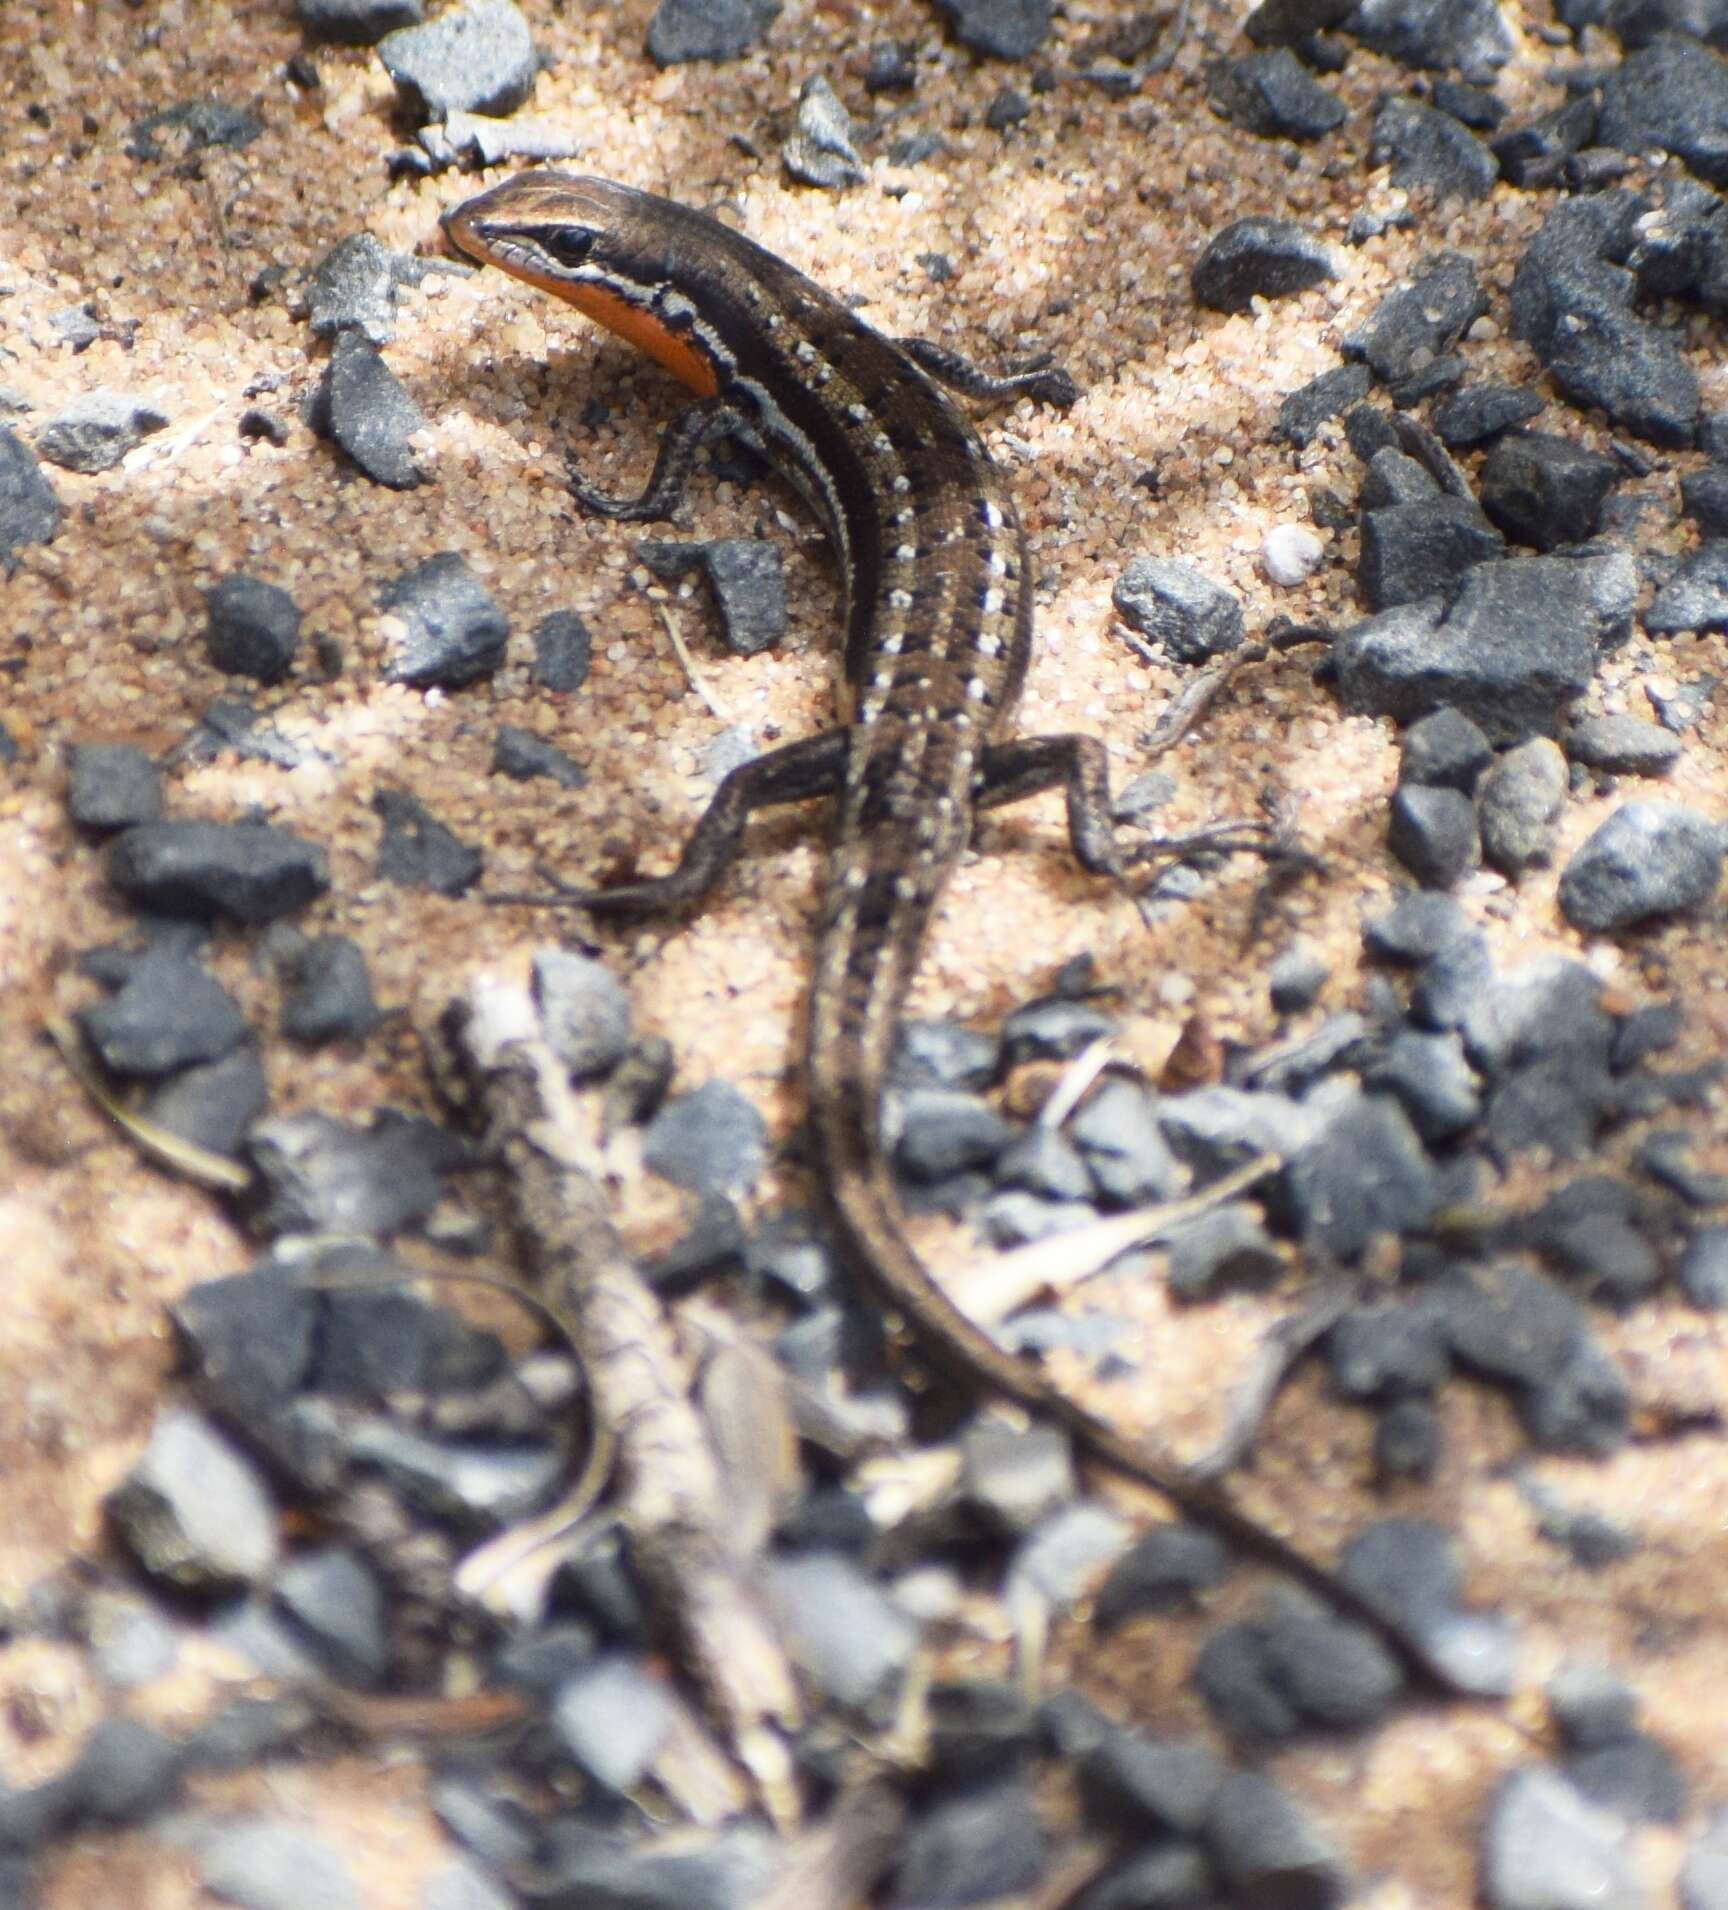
[379, 552, 507, 687]
[1493, 93, 1600, 187]
[378, 0, 535, 118]
[1163, 1200, 1283, 1297]
[1191, 218, 1337, 313]
[1358, 496, 1504, 610]
[1681, 462, 1728, 536]
[1340, 1518, 1520, 1693]
[1332, 551, 1636, 742]
[532, 948, 632, 1080]
[297, 0, 425, 45]
[273, 1547, 389, 1685]
[204, 573, 302, 683]
[1598, 33, 1728, 185]
[1112, 558, 1244, 660]
[1362, 887, 1469, 962]
[1072, 1077, 1184, 1204]
[282, 934, 380, 1043]
[145, 1045, 269, 1154]
[65, 1718, 182, 1829]
[491, 723, 584, 787]
[1207, 47, 1346, 139]
[1375, 1396, 1442, 1478]
[108, 1409, 280, 1592]
[1678, 1226, 1728, 1306]
[79, 948, 247, 1077]
[307, 232, 414, 345]
[1480, 1767, 1645, 1910]
[1363, 1029, 1481, 1139]
[643, 1079, 767, 1194]
[1434, 382, 1545, 447]
[1557, 801, 1724, 930]
[1645, 540, 1728, 633]
[35, 390, 168, 473]
[1276, 363, 1373, 446]
[1479, 737, 1568, 873]
[531, 608, 592, 691]
[1388, 781, 1478, 887]
[1325, 1299, 1451, 1398]
[67, 742, 162, 829]
[929, 0, 1051, 58]
[890, 1777, 1048, 1908]
[0, 422, 61, 572]
[1283, 1083, 1440, 1259]
[1400, 706, 1493, 791]
[994, 1124, 1095, 1200]
[1565, 714, 1682, 775]
[1205, 1770, 1348, 1909]
[108, 819, 329, 921]
[1093, 1523, 1231, 1626]
[1479, 432, 1620, 550]
[1566, 1736, 1688, 1823]
[1437, 1261, 1630, 1454]
[1360, 447, 1439, 509]
[1345, 252, 1488, 384]
[1683, 1811, 1728, 1910]
[1269, 940, 1329, 1011]
[1345, 0, 1513, 69]
[647, 0, 777, 60]
[1076, 1727, 1224, 1833]
[1510, 193, 1701, 446]
[307, 330, 425, 489]
[1369, 97, 1499, 200]
[373, 786, 483, 894]
[125, 97, 263, 159]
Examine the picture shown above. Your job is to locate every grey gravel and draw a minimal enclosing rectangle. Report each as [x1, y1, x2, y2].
[1678, 1228, 1728, 1307]
[373, 787, 483, 894]
[1093, 1523, 1231, 1625]
[35, 390, 168, 472]
[646, 0, 779, 62]
[273, 1548, 389, 1685]
[1683, 1812, 1728, 1910]
[378, 0, 535, 119]
[1557, 801, 1724, 930]
[533, 948, 633, 1080]
[1358, 496, 1505, 611]
[307, 330, 425, 488]
[379, 552, 508, 686]
[306, 232, 414, 345]
[1191, 218, 1338, 313]
[108, 1410, 280, 1593]
[80, 948, 247, 1077]
[767, 1551, 918, 1708]
[1072, 1077, 1184, 1204]
[531, 607, 592, 691]
[492, 724, 585, 787]
[145, 1045, 269, 1155]
[1332, 550, 1635, 742]
[783, 74, 866, 187]
[1163, 1200, 1283, 1297]
[298, 0, 425, 45]
[1112, 557, 1244, 660]
[1388, 782, 1479, 887]
[108, 819, 329, 922]
[1479, 737, 1567, 873]
[1369, 96, 1499, 200]
[1565, 714, 1683, 776]
[282, 934, 381, 1043]
[960, 1421, 1075, 1534]
[203, 574, 302, 683]
[0, 422, 62, 571]
[194, 1820, 361, 1910]
[1480, 1767, 1647, 1910]
[1644, 541, 1728, 634]
[67, 743, 162, 829]
[1401, 708, 1494, 792]
[890, 1776, 1049, 1909]
[551, 1653, 676, 1791]
[246, 1108, 450, 1237]
[1205, 1770, 1348, 1910]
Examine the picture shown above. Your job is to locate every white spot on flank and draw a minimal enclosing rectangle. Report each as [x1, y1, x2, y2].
[966, 679, 988, 701]
[894, 508, 915, 527]
[982, 589, 1003, 615]
[795, 339, 816, 361]
[889, 589, 913, 610]
[896, 544, 917, 562]
[892, 474, 911, 494]
[988, 549, 1009, 575]
[977, 632, 1002, 656]
[982, 500, 1003, 528]
[847, 403, 870, 423]
[882, 632, 904, 654]
[844, 867, 868, 890]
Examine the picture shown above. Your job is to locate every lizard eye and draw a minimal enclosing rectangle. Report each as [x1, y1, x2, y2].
[541, 228, 596, 269]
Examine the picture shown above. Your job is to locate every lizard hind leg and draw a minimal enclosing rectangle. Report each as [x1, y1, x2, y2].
[489, 728, 850, 916]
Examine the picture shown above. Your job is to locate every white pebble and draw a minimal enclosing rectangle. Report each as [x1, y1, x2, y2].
[1260, 524, 1325, 586]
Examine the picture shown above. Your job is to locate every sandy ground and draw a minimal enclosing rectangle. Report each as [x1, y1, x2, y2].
[1, 0, 1725, 1902]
